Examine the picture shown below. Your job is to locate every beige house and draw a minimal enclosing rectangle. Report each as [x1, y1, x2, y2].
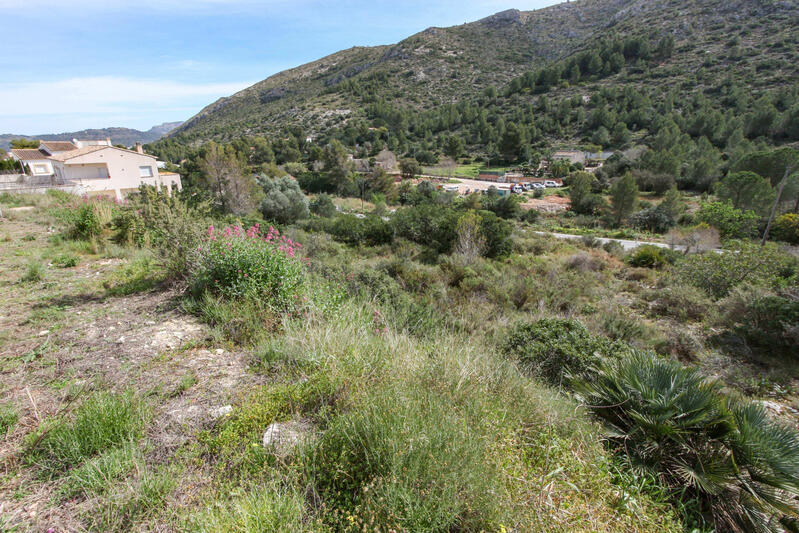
[6, 140, 181, 200]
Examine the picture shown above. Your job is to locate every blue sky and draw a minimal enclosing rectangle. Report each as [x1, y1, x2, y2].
[1, 0, 560, 135]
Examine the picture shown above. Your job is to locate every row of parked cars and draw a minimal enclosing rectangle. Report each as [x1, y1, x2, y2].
[511, 181, 560, 194]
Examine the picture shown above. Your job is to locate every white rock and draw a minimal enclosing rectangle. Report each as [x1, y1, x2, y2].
[215, 348, 225, 355]
[262, 420, 312, 453]
[37, 330, 49, 336]
[210, 405, 233, 418]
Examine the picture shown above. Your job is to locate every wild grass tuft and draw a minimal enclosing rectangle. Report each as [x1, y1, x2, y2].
[194, 482, 309, 532]
[20, 260, 45, 283]
[26, 391, 147, 478]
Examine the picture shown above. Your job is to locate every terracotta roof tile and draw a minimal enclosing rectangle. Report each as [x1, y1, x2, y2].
[10, 148, 50, 161]
[40, 141, 77, 152]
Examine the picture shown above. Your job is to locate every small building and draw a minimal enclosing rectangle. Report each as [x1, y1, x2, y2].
[7, 139, 180, 199]
[50, 143, 180, 200]
[8, 148, 54, 176]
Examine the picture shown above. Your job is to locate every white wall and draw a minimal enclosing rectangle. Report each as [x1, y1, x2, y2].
[52, 147, 179, 200]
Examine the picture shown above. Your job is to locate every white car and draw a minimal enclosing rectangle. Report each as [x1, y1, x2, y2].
[532, 183, 546, 190]
[511, 185, 524, 194]
[544, 180, 559, 188]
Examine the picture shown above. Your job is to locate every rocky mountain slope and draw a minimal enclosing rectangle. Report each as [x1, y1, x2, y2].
[170, 0, 799, 144]
[0, 122, 183, 150]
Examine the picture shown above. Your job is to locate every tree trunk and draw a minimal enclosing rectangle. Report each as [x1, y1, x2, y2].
[761, 165, 792, 245]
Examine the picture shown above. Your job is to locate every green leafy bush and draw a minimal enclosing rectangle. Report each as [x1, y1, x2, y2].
[258, 175, 310, 224]
[695, 201, 760, 239]
[501, 318, 624, 385]
[64, 200, 115, 240]
[189, 224, 306, 307]
[112, 186, 209, 279]
[328, 214, 393, 246]
[674, 241, 797, 299]
[625, 245, 675, 269]
[718, 285, 799, 354]
[772, 213, 799, 244]
[645, 285, 712, 322]
[309, 193, 337, 218]
[51, 252, 79, 268]
[574, 351, 799, 532]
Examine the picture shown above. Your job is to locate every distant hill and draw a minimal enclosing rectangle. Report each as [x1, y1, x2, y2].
[168, 0, 799, 152]
[0, 122, 183, 150]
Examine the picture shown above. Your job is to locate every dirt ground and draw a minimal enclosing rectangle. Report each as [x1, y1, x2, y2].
[0, 209, 260, 532]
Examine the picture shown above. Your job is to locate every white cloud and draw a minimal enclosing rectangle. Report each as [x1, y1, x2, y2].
[0, 76, 254, 118]
[0, 76, 255, 133]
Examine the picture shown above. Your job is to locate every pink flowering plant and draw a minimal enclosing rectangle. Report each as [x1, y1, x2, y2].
[190, 224, 307, 308]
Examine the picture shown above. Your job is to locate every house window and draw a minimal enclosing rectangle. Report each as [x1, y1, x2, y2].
[139, 166, 154, 177]
[33, 164, 49, 175]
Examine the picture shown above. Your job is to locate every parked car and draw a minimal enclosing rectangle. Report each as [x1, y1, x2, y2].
[532, 183, 546, 190]
[544, 180, 559, 188]
[511, 185, 524, 194]
[522, 183, 533, 191]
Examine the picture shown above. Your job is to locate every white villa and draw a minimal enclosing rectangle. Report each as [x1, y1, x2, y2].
[7, 139, 181, 200]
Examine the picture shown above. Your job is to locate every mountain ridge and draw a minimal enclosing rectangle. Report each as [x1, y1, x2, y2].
[1, 121, 184, 150]
[167, 0, 799, 150]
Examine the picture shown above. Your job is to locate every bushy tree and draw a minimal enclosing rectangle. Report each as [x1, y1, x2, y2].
[568, 171, 603, 215]
[715, 171, 775, 216]
[257, 175, 310, 224]
[610, 173, 639, 226]
[399, 158, 421, 180]
[309, 193, 337, 218]
[695, 201, 760, 240]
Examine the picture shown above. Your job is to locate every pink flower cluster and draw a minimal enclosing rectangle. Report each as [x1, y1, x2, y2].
[205, 224, 307, 262]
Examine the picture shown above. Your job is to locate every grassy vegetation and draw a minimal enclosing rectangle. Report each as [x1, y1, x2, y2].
[1, 180, 798, 532]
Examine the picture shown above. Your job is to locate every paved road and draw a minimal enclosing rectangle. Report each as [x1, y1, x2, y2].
[533, 231, 688, 252]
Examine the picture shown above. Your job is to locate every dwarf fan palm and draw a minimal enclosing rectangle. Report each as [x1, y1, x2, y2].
[574, 351, 799, 532]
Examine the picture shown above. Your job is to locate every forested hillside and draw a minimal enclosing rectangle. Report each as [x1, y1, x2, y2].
[164, 0, 799, 172]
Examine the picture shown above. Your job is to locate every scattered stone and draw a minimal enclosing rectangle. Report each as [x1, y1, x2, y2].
[215, 348, 225, 355]
[116, 336, 126, 344]
[262, 420, 313, 454]
[210, 405, 233, 418]
[37, 330, 49, 336]
[762, 400, 784, 415]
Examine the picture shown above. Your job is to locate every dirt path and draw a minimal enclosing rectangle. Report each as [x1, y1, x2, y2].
[0, 210, 259, 531]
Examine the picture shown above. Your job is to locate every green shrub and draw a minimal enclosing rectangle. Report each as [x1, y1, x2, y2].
[329, 214, 393, 246]
[112, 186, 208, 279]
[20, 260, 45, 283]
[718, 285, 799, 354]
[26, 391, 146, 478]
[600, 309, 646, 343]
[64, 200, 114, 240]
[772, 213, 799, 244]
[645, 285, 712, 322]
[51, 252, 79, 268]
[574, 351, 799, 532]
[189, 224, 306, 307]
[501, 318, 624, 385]
[695, 201, 760, 240]
[674, 240, 798, 299]
[258, 175, 310, 224]
[309, 193, 337, 218]
[625, 245, 675, 269]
